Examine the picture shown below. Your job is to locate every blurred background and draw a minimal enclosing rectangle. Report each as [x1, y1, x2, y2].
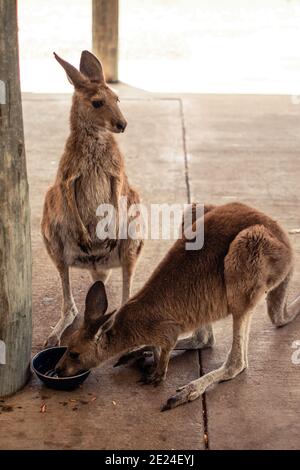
[19, 0, 300, 94]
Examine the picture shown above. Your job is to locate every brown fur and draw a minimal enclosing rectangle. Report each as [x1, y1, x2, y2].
[41, 51, 143, 347]
[56, 202, 299, 410]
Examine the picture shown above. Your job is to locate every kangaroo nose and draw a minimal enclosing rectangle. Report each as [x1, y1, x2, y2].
[116, 121, 127, 132]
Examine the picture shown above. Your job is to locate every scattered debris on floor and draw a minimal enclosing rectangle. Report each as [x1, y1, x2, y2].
[40, 403, 47, 413]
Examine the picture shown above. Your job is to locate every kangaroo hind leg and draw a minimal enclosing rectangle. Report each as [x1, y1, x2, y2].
[162, 312, 251, 411]
[45, 263, 78, 347]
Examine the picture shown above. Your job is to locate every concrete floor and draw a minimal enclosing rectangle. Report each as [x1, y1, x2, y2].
[0, 87, 300, 449]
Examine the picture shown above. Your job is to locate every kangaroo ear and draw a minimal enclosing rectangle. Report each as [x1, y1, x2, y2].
[80, 50, 105, 83]
[95, 310, 117, 341]
[84, 281, 108, 336]
[53, 52, 87, 89]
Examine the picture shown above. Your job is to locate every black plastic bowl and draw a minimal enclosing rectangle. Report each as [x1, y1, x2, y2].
[31, 347, 90, 391]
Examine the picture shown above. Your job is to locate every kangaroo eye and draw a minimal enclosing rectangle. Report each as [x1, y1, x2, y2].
[69, 351, 80, 360]
[92, 100, 104, 109]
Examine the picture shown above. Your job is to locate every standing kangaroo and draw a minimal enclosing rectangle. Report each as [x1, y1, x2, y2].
[41, 51, 143, 347]
[56, 202, 300, 411]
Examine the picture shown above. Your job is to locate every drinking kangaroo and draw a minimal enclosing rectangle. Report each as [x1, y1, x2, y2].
[42, 51, 143, 347]
[56, 202, 300, 411]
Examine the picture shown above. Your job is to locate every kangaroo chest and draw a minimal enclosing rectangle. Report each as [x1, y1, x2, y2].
[77, 170, 115, 211]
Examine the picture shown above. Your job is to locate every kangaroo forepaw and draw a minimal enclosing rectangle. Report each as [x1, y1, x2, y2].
[138, 370, 166, 387]
[138, 362, 156, 375]
[114, 348, 153, 368]
[78, 232, 93, 253]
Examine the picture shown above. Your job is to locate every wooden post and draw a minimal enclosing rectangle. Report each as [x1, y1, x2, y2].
[0, 0, 32, 396]
[92, 0, 119, 82]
